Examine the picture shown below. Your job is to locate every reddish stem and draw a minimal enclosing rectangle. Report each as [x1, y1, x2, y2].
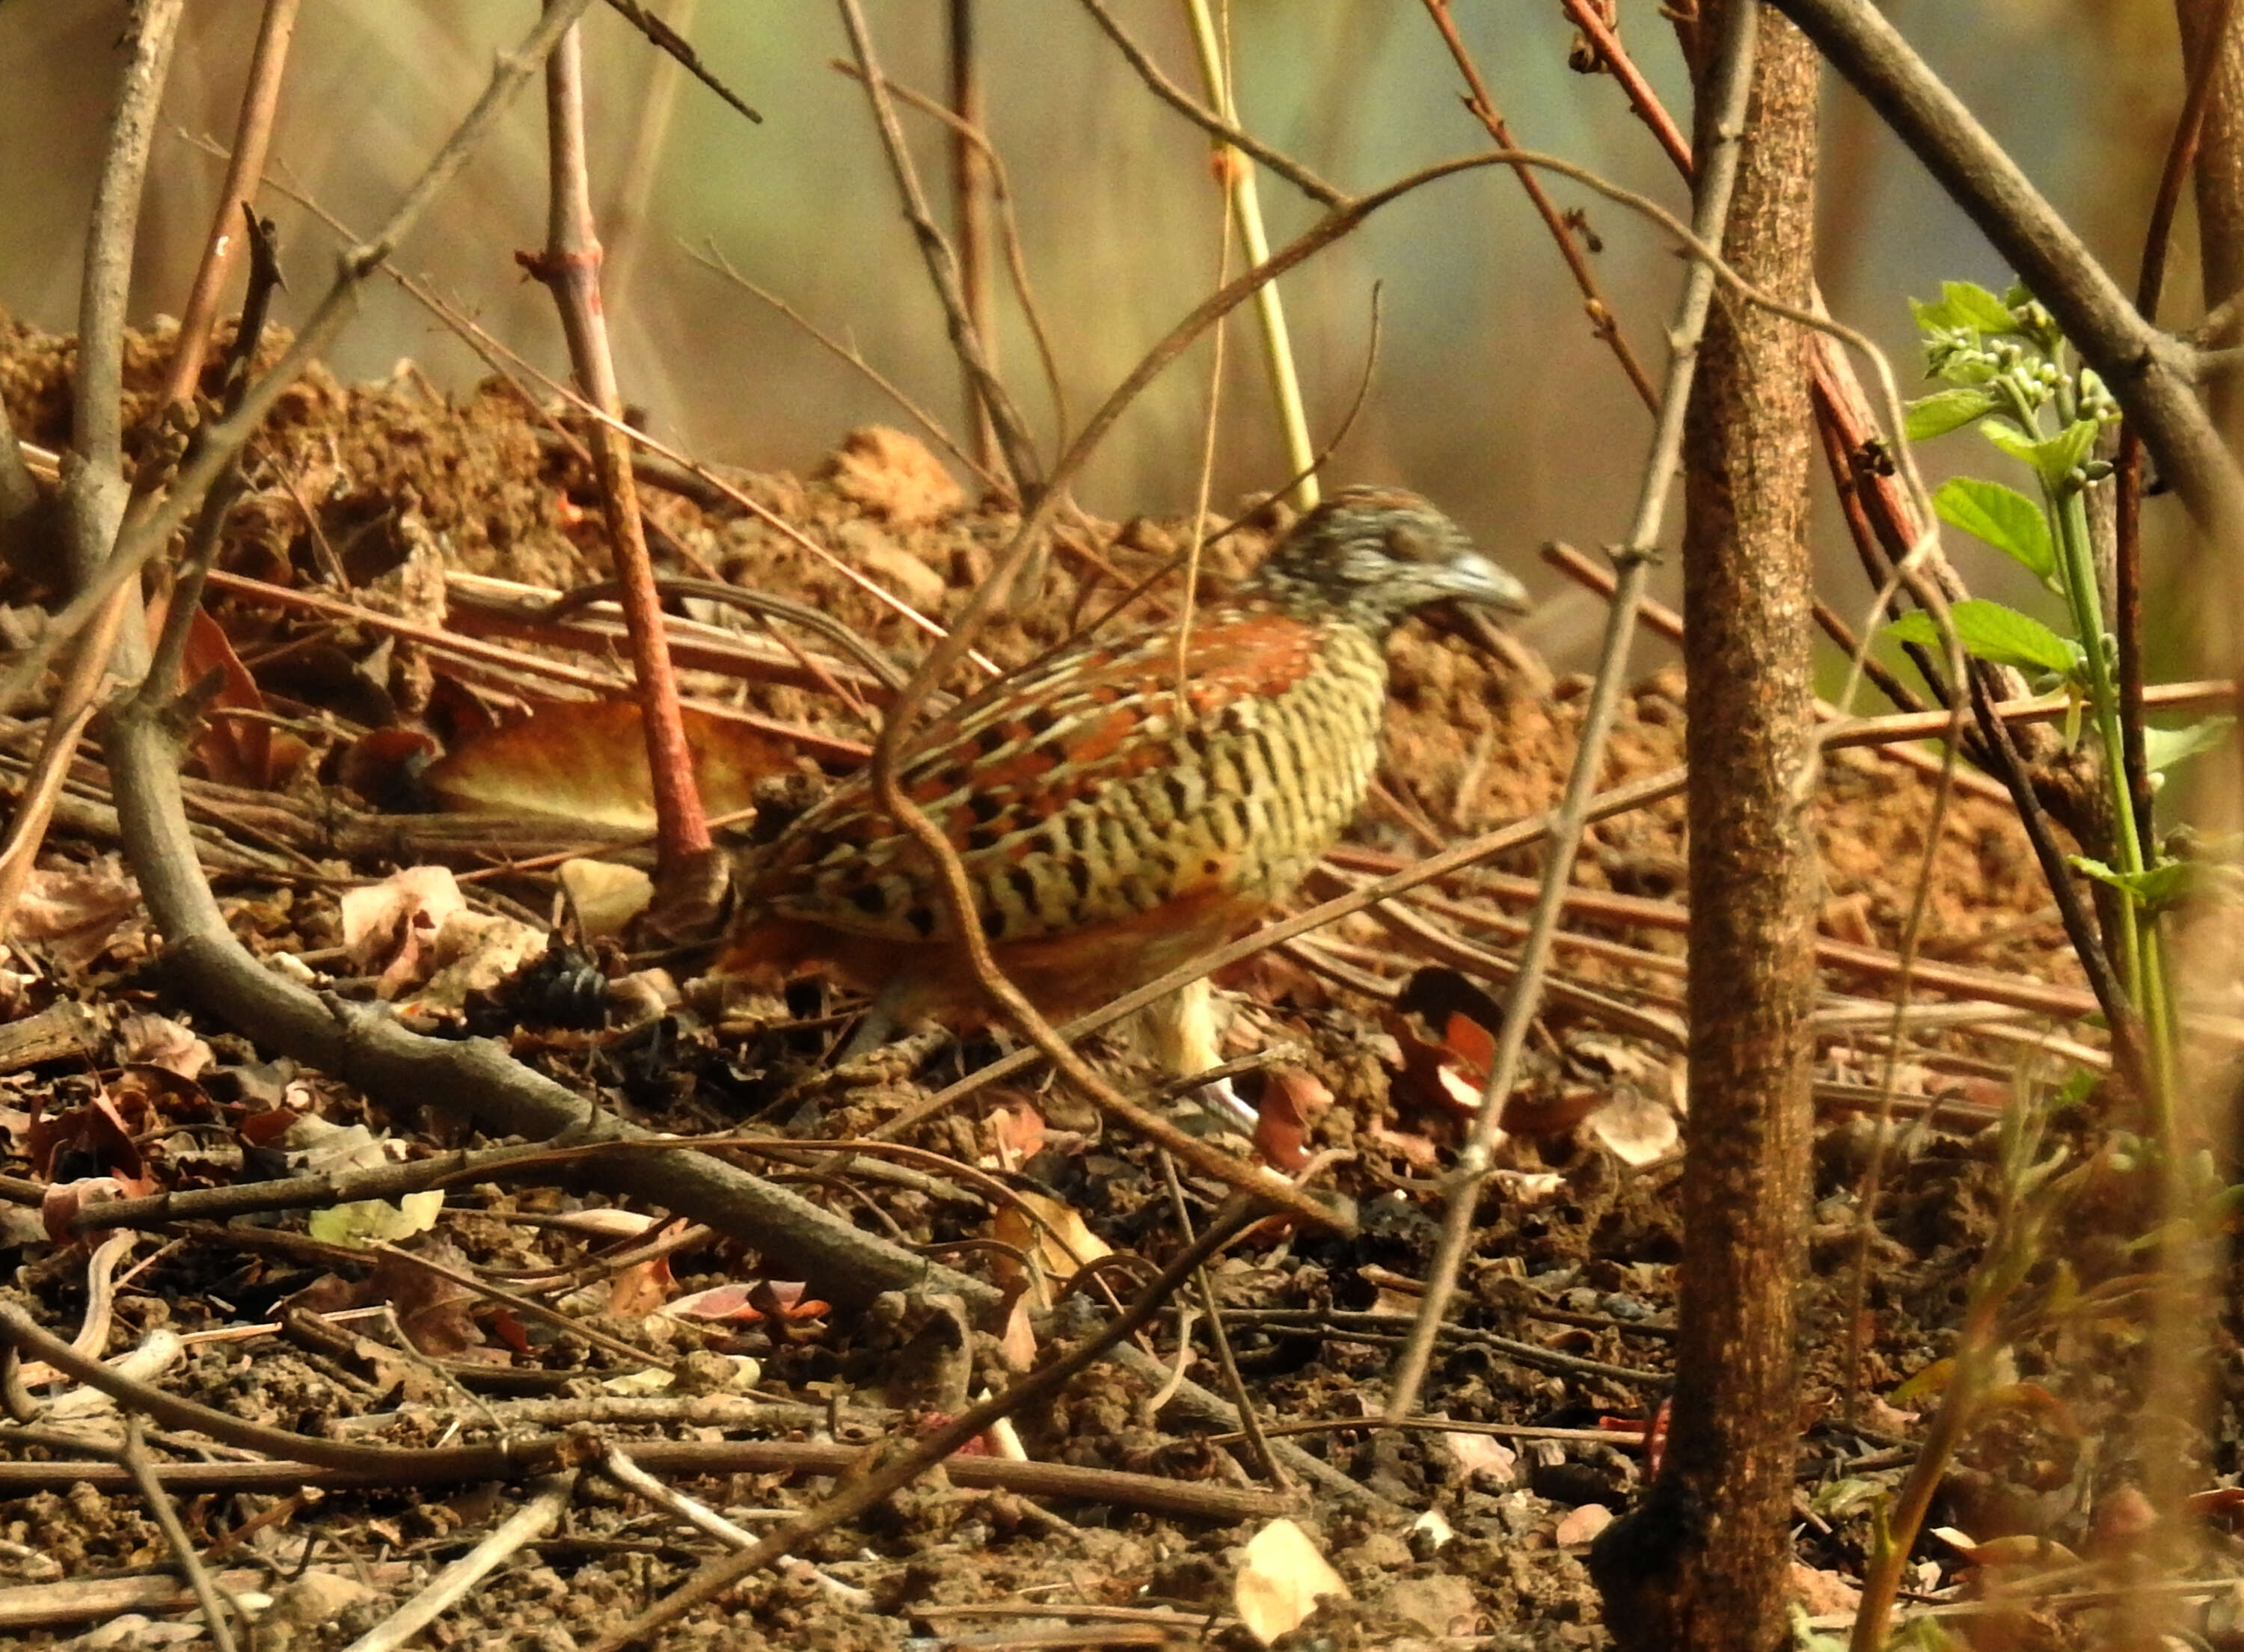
[1556, 0, 1695, 176]
[1419, 0, 1658, 411]
[2114, 0, 2237, 850]
[524, 7, 710, 870]
[159, 0, 303, 409]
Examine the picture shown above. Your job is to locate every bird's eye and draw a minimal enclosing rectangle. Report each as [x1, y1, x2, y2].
[1384, 523, 1441, 564]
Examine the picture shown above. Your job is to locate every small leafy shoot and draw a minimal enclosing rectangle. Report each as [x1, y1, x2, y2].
[1981, 418, 2099, 494]
[2071, 856, 2199, 915]
[1910, 280, 2017, 337]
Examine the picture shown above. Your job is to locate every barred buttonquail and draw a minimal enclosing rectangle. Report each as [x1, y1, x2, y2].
[720, 485, 1527, 1063]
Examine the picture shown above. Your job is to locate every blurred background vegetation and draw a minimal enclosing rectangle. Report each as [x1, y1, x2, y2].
[0, 1, 2204, 669]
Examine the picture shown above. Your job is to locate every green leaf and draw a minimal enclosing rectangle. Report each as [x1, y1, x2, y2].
[1809, 1478, 1883, 1520]
[1905, 386, 1999, 441]
[307, 1190, 444, 1248]
[1911, 281, 2016, 337]
[2071, 856, 2201, 912]
[1941, 280, 2020, 334]
[1787, 1605, 1849, 1652]
[1932, 476, 2056, 581]
[1909, 294, 1955, 333]
[2143, 716, 2235, 777]
[1891, 1357, 1953, 1406]
[1884, 601, 2080, 678]
[1983, 417, 2099, 491]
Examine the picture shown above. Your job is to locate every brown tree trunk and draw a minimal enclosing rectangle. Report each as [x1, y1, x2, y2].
[1590, 7, 1821, 1648]
[2177, 0, 2244, 318]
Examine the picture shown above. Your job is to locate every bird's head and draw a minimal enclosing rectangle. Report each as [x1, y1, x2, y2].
[1248, 485, 1527, 635]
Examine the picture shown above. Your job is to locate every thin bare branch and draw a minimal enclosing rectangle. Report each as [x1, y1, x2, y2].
[1076, 0, 1345, 206]
[834, 0, 1043, 497]
[691, 239, 999, 488]
[829, 60, 1072, 459]
[73, 0, 185, 489]
[947, 0, 998, 470]
[1557, 0, 1695, 174]
[2116, 0, 2237, 853]
[1185, 0, 1319, 506]
[118, 1421, 239, 1652]
[586, 1196, 1262, 1652]
[1420, 0, 1660, 413]
[602, 0, 761, 123]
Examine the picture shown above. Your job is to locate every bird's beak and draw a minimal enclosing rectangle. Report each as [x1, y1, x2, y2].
[1450, 551, 1530, 615]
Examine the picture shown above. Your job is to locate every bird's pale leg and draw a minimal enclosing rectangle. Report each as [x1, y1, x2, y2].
[1138, 978, 1257, 1132]
[832, 983, 909, 1063]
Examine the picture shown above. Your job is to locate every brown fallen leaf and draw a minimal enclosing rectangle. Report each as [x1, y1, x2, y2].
[423, 699, 797, 829]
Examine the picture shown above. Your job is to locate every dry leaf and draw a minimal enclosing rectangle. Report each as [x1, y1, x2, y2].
[8, 858, 144, 971]
[602, 1254, 676, 1320]
[425, 701, 794, 829]
[984, 1104, 1046, 1167]
[1585, 1091, 1678, 1166]
[340, 865, 466, 992]
[991, 1189, 1112, 1308]
[1253, 1066, 1331, 1170]
[662, 1283, 766, 1325]
[365, 1242, 494, 1363]
[1365, 1122, 1443, 1172]
[411, 909, 547, 1012]
[559, 859, 654, 942]
[170, 604, 307, 788]
[996, 1292, 1037, 1371]
[1234, 1518, 1349, 1646]
[1441, 1428, 1518, 1483]
[663, 1280, 827, 1326]
[114, 1013, 213, 1081]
